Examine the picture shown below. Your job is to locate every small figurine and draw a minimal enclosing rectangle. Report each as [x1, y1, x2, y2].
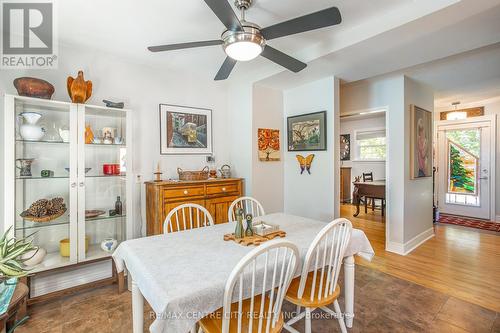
[103, 99, 124, 109]
[245, 214, 254, 237]
[234, 208, 245, 239]
[154, 162, 163, 182]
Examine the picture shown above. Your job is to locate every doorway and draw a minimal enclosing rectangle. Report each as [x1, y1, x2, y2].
[436, 116, 496, 220]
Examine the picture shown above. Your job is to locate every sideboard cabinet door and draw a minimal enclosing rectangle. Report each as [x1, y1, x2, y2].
[206, 195, 239, 224]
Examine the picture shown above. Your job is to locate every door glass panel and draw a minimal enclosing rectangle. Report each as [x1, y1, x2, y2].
[83, 107, 127, 261]
[14, 99, 73, 271]
[445, 129, 480, 207]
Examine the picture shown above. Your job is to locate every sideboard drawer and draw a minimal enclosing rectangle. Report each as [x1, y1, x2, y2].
[206, 183, 239, 196]
[163, 186, 205, 199]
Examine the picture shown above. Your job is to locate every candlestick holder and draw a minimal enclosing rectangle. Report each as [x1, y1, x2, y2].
[154, 171, 163, 182]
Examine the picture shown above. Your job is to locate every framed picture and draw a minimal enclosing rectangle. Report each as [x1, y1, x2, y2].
[258, 128, 280, 161]
[159, 104, 212, 155]
[340, 134, 350, 161]
[287, 111, 327, 151]
[410, 105, 432, 178]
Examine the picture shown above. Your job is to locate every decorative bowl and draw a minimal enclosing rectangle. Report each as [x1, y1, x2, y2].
[85, 210, 105, 218]
[14, 77, 55, 99]
[21, 247, 47, 267]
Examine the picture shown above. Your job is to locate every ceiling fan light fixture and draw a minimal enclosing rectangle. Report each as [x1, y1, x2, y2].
[222, 23, 265, 61]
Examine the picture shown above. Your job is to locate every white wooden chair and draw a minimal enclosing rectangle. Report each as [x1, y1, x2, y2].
[163, 203, 214, 234]
[228, 197, 266, 222]
[283, 218, 352, 333]
[199, 240, 300, 333]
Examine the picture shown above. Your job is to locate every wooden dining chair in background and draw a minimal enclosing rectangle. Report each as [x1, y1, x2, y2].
[362, 172, 375, 213]
[228, 197, 266, 221]
[163, 203, 214, 234]
[198, 240, 300, 333]
[283, 218, 352, 333]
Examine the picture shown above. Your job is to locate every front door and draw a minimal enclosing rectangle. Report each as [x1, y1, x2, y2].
[436, 117, 494, 220]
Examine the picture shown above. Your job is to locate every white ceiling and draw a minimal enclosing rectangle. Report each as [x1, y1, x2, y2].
[57, 0, 449, 80]
[404, 43, 500, 107]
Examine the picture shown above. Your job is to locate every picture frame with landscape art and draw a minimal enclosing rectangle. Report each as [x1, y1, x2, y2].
[287, 111, 327, 151]
[159, 104, 212, 155]
[410, 105, 432, 179]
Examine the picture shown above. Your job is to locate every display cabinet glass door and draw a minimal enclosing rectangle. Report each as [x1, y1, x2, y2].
[78, 105, 127, 261]
[13, 97, 78, 271]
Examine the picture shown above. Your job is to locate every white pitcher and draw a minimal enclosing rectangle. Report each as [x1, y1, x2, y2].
[19, 112, 45, 141]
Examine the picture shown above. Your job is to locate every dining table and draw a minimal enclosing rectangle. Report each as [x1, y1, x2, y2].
[113, 213, 375, 333]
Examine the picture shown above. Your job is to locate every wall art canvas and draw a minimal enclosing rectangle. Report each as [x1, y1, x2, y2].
[159, 104, 212, 155]
[410, 105, 432, 179]
[287, 111, 327, 151]
[258, 128, 280, 161]
[340, 134, 350, 161]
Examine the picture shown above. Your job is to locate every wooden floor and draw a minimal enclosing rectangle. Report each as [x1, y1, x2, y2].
[341, 204, 500, 313]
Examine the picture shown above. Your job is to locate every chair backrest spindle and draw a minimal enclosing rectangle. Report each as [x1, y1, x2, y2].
[228, 197, 266, 222]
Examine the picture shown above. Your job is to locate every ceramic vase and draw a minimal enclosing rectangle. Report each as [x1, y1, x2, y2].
[19, 112, 45, 141]
[100, 238, 118, 253]
[234, 209, 245, 239]
[21, 247, 46, 267]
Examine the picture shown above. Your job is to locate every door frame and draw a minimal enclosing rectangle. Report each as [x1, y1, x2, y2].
[435, 115, 496, 221]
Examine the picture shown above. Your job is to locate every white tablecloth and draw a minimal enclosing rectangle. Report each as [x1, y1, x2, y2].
[113, 213, 374, 333]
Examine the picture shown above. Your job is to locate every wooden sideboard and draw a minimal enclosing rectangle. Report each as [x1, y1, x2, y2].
[145, 178, 244, 235]
[340, 167, 352, 203]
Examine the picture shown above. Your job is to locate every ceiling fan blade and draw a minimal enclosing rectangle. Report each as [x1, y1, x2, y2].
[203, 0, 243, 32]
[261, 7, 341, 40]
[214, 57, 237, 81]
[148, 40, 222, 52]
[261, 46, 306, 73]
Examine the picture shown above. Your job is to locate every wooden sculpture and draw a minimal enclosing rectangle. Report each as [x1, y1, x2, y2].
[67, 71, 92, 103]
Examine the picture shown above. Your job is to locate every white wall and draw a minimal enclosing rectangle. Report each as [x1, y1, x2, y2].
[283, 77, 339, 221]
[403, 77, 434, 243]
[342, 76, 406, 246]
[0, 43, 231, 236]
[252, 85, 284, 213]
[340, 115, 386, 196]
[341, 75, 434, 254]
[435, 97, 500, 219]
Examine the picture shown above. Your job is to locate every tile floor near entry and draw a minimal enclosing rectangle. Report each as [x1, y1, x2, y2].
[17, 265, 499, 333]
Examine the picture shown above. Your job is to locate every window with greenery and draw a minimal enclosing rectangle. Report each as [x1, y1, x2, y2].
[355, 129, 386, 160]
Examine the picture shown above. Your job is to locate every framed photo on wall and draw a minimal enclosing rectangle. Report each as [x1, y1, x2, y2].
[287, 111, 327, 151]
[340, 134, 350, 161]
[410, 104, 432, 179]
[159, 104, 213, 155]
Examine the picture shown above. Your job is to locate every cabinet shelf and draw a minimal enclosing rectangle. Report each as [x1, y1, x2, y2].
[85, 214, 126, 222]
[16, 176, 69, 180]
[16, 219, 70, 231]
[86, 143, 126, 147]
[16, 139, 68, 145]
[85, 174, 127, 178]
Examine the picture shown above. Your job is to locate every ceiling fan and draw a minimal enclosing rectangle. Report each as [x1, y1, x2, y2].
[148, 0, 342, 80]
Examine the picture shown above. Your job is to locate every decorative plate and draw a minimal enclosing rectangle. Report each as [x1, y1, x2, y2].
[85, 210, 106, 218]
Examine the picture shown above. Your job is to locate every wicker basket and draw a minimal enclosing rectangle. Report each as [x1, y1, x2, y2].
[177, 166, 209, 181]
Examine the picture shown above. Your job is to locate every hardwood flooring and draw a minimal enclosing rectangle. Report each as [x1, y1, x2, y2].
[340, 204, 500, 313]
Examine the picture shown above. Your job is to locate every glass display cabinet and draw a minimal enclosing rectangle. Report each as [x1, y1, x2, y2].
[3, 94, 133, 275]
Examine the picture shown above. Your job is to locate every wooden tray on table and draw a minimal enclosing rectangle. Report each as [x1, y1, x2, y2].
[223, 230, 286, 246]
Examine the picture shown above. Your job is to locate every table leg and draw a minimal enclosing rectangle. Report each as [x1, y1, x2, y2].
[132, 278, 144, 333]
[344, 255, 355, 328]
[353, 186, 360, 217]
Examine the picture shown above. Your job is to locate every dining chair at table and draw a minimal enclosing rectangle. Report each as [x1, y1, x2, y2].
[198, 240, 300, 333]
[283, 218, 352, 333]
[163, 203, 214, 234]
[228, 197, 266, 222]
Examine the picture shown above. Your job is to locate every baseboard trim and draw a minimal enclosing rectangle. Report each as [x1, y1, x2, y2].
[386, 227, 434, 256]
[496, 215, 500, 223]
[403, 227, 434, 255]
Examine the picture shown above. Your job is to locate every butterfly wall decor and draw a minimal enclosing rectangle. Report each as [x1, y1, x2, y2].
[296, 154, 315, 174]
